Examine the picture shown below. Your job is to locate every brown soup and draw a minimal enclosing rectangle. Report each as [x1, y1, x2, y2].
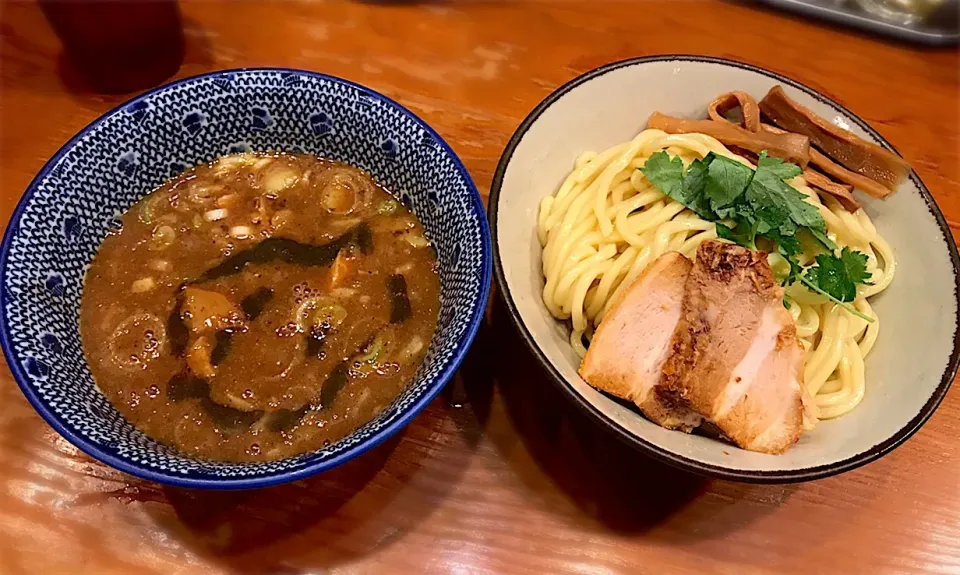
[80, 153, 440, 462]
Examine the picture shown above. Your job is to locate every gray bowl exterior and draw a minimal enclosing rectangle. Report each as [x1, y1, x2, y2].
[490, 56, 959, 483]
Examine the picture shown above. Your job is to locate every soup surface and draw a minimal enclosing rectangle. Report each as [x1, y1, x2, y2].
[80, 153, 440, 462]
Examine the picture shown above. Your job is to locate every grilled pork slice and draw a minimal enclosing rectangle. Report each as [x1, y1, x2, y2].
[580, 253, 703, 431]
[660, 241, 817, 453]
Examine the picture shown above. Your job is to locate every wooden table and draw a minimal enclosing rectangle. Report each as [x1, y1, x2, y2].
[2, 1, 958, 573]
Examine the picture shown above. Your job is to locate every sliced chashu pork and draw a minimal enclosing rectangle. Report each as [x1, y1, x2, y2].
[580, 252, 703, 431]
[659, 240, 817, 454]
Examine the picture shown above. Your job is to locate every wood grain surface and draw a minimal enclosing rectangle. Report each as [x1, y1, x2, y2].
[1, 1, 959, 574]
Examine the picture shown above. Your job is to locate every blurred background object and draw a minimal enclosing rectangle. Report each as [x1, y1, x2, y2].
[38, 0, 184, 93]
[857, 0, 945, 24]
[760, 0, 959, 44]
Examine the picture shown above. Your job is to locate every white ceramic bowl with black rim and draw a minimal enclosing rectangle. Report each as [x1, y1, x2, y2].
[489, 56, 960, 483]
[1, 68, 491, 489]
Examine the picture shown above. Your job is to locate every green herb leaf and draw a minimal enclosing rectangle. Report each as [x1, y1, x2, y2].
[799, 274, 875, 323]
[808, 228, 837, 251]
[704, 153, 753, 212]
[756, 152, 803, 181]
[715, 222, 738, 242]
[752, 203, 789, 236]
[639, 151, 684, 199]
[716, 218, 759, 250]
[763, 229, 803, 257]
[839, 248, 873, 284]
[678, 157, 716, 221]
[640, 152, 716, 221]
[746, 159, 825, 234]
[803, 248, 872, 303]
[780, 249, 804, 285]
[778, 218, 798, 237]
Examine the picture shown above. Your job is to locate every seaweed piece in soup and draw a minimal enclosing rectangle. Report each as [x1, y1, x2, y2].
[200, 397, 263, 431]
[355, 222, 374, 255]
[241, 287, 274, 320]
[387, 274, 411, 324]
[167, 371, 210, 402]
[166, 297, 189, 356]
[266, 405, 312, 433]
[319, 362, 351, 410]
[194, 235, 352, 283]
[272, 359, 352, 432]
[210, 330, 233, 367]
[306, 325, 328, 359]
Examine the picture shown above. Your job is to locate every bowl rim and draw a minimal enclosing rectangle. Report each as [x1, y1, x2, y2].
[488, 54, 960, 483]
[0, 67, 493, 489]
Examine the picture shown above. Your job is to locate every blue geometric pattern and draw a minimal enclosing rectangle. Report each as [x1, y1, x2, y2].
[0, 69, 491, 488]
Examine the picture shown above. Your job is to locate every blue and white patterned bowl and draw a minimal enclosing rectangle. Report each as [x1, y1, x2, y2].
[0, 68, 491, 489]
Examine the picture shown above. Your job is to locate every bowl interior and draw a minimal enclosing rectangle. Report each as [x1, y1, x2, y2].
[1, 69, 489, 487]
[493, 57, 959, 479]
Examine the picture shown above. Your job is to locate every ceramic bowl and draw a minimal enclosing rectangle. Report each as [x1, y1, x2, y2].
[1, 68, 491, 489]
[490, 56, 959, 483]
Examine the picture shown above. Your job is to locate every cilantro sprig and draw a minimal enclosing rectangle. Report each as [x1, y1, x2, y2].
[640, 150, 874, 322]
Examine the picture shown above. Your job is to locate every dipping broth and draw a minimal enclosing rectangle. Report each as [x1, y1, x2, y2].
[80, 153, 440, 462]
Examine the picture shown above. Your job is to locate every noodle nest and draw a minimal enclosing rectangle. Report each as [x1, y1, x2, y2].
[537, 129, 895, 419]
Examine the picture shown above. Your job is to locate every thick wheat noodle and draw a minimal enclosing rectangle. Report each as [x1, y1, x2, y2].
[538, 129, 896, 420]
